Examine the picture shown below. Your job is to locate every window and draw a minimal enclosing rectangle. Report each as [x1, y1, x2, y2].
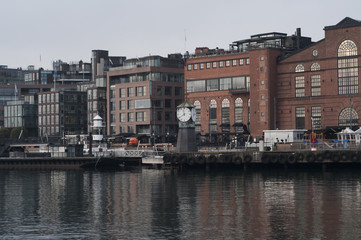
[221, 99, 230, 132]
[239, 59, 244, 65]
[136, 86, 146, 96]
[338, 40, 357, 56]
[136, 112, 146, 121]
[165, 112, 171, 121]
[206, 62, 211, 69]
[339, 108, 358, 127]
[156, 86, 162, 96]
[235, 98, 243, 125]
[296, 107, 305, 129]
[338, 40, 358, 95]
[157, 111, 162, 121]
[128, 100, 134, 109]
[247, 99, 251, 126]
[128, 112, 134, 122]
[175, 87, 182, 96]
[165, 99, 172, 108]
[209, 99, 217, 133]
[193, 64, 198, 70]
[219, 61, 224, 68]
[200, 63, 204, 70]
[212, 62, 217, 68]
[120, 100, 126, 110]
[120, 113, 126, 122]
[220, 77, 232, 90]
[187, 65, 192, 71]
[295, 64, 305, 72]
[232, 59, 237, 66]
[194, 100, 201, 125]
[311, 63, 320, 71]
[246, 58, 250, 65]
[187, 80, 206, 93]
[261, 95, 264, 100]
[295, 76, 305, 97]
[207, 79, 219, 91]
[119, 126, 126, 133]
[225, 60, 230, 67]
[232, 76, 247, 89]
[165, 86, 172, 96]
[119, 88, 126, 98]
[128, 125, 134, 134]
[127, 88, 134, 97]
[153, 100, 162, 108]
[311, 75, 321, 96]
[311, 107, 321, 130]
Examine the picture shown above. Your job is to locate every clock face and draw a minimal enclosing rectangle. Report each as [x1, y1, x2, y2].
[191, 108, 196, 122]
[177, 107, 191, 122]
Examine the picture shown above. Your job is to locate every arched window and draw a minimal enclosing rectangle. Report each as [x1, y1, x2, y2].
[221, 99, 230, 132]
[234, 98, 243, 132]
[235, 98, 243, 123]
[338, 40, 358, 94]
[248, 99, 251, 131]
[339, 108, 358, 126]
[194, 101, 201, 132]
[311, 63, 320, 71]
[295, 64, 305, 72]
[209, 99, 217, 133]
[338, 40, 357, 57]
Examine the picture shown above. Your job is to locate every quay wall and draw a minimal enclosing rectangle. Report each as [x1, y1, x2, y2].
[163, 149, 361, 167]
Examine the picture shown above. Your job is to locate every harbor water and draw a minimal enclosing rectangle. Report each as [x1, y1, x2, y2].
[1, 167, 361, 239]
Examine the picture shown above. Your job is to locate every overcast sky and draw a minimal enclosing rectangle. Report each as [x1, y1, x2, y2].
[1, 0, 361, 70]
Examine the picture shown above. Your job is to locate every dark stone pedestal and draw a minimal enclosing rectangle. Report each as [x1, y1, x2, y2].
[176, 128, 197, 152]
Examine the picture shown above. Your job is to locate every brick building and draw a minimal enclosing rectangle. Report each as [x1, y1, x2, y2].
[185, 17, 361, 143]
[277, 17, 361, 133]
[106, 54, 184, 143]
[185, 31, 312, 143]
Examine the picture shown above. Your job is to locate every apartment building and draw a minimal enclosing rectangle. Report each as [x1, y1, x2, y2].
[106, 54, 184, 143]
[38, 90, 87, 137]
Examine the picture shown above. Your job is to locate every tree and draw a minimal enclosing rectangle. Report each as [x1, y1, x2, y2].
[0, 128, 10, 138]
[10, 127, 28, 139]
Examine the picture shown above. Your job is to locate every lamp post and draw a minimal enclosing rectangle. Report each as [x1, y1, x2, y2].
[209, 102, 212, 144]
[166, 131, 169, 151]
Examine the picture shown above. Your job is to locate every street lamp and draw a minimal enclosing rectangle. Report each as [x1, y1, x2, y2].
[166, 131, 169, 151]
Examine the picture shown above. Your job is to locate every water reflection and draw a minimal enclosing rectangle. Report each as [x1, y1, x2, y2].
[0, 169, 361, 239]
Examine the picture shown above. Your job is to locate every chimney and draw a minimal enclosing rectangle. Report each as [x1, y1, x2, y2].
[296, 28, 301, 49]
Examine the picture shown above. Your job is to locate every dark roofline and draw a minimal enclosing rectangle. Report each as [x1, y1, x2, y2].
[324, 17, 361, 30]
[232, 32, 288, 44]
[278, 38, 325, 62]
[250, 32, 287, 38]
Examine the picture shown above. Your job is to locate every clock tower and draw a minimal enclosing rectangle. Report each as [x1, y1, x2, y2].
[176, 102, 197, 153]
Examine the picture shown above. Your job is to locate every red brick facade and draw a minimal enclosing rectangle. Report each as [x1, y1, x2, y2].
[277, 17, 361, 132]
[185, 17, 361, 140]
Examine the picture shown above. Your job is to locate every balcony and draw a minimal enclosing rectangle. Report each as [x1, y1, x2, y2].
[229, 87, 250, 94]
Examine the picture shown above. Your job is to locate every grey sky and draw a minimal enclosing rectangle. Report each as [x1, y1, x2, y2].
[1, 0, 361, 70]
